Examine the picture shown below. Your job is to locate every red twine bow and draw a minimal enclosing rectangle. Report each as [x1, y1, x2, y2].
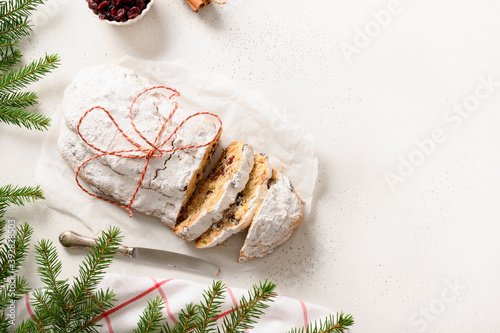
[75, 86, 223, 217]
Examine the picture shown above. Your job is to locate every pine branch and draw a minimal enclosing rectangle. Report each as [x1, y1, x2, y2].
[0, 18, 31, 45]
[0, 91, 38, 108]
[66, 227, 122, 330]
[34, 238, 70, 326]
[0, 106, 50, 130]
[26, 288, 56, 331]
[0, 53, 60, 95]
[25, 227, 122, 332]
[0, 222, 33, 282]
[0, 0, 44, 44]
[194, 280, 225, 333]
[0, 184, 44, 207]
[0, 48, 21, 74]
[171, 303, 198, 333]
[72, 288, 117, 333]
[133, 296, 165, 333]
[286, 312, 355, 333]
[219, 280, 277, 333]
[0, 275, 29, 310]
[0, 0, 45, 20]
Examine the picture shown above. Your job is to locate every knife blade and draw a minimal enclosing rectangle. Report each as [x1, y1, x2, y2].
[59, 230, 220, 276]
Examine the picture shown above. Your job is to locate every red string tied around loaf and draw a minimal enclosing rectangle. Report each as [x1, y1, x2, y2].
[75, 86, 223, 217]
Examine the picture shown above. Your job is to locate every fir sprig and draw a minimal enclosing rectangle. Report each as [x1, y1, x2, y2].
[219, 280, 276, 333]
[0, 48, 21, 74]
[0, 0, 45, 20]
[0, 0, 44, 45]
[0, 53, 59, 95]
[0, 106, 51, 130]
[0, 184, 44, 207]
[194, 280, 225, 333]
[0, 0, 60, 131]
[134, 297, 166, 333]
[0, 222, 33, 280]
[170, 303, 198, 333]
[286, 312, 355, 333]
[0, 220, 34, 330]
[16, 227, 122, 332]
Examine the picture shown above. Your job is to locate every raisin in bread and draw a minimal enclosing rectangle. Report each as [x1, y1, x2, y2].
[196, 153, 271, 248]
[58, 65, 221, 228]
[174, 142, 254, 241]
[238, 170, 304, 262]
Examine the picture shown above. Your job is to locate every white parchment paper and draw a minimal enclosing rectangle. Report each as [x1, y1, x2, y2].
[36, 57, 318, 272]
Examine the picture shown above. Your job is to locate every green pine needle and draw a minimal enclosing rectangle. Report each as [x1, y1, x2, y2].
[194, 280, 225, 333]
[219, 280, 277, 333]
[171, 303, 198, 333]
[0, 0, 45, 20]
[0, 105, 50, 130]
[0, 0, 60, 132]
[0, 91, 38, 108]
[0, 222, 34, 279]
[0, 53, 60, 95]
[70, 227, 122, 309]
[34, 239, 70, 316]
[0, 184, 44, 207]
[0, 0, 45, 43]
[286, 312, 355, 333]
[134, 296, 166, 333]
[0, 48, 21, 74]
[0, 17, 31, 44]
[26, 227, 123, 332]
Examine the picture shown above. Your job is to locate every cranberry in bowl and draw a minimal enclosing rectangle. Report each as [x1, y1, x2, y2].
[86, 0, 154, 25]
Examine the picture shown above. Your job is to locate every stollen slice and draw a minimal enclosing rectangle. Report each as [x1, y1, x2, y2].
[196, 153, 271, 248]
[238, 170, 304, 263]
[174, 141, 254, 241]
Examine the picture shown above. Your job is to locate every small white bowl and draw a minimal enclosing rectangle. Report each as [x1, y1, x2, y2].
[86, 0, 154, 26]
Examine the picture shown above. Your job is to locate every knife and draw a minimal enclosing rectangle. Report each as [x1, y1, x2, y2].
[59, 230, 220, 276]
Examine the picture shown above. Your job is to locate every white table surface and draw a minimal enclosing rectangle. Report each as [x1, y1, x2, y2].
[1, 0, 500, 331]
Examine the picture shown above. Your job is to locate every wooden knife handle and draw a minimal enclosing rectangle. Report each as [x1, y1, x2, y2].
[59, 230, 133, 257]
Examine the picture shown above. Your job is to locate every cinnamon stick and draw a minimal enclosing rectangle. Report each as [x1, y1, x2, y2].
[185, 0, 210, 13]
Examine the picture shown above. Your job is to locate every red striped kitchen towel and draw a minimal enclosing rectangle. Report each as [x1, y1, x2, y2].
[19, 274, 337, 332]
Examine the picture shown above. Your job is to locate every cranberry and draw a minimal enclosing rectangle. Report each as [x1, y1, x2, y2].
[116, 8, 126, 20]
[97, 1, 109, 10]
[127, 6, 140, 19]
[88, 0, 150, 22]
[88, 0, 98, 10]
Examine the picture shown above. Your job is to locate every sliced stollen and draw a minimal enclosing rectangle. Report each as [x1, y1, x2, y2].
[58, 65, 221, 228]
[238, 170, 304, 263]
[174, 142, 254, 241]
[196, 153, 271, 248]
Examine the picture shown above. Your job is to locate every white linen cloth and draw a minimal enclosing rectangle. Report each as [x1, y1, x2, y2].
[19, 274, 338, 332]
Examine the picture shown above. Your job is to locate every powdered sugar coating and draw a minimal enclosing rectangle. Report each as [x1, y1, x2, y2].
[58, 65, 220, 227]
[239, 171, 304, 262]
[175, 144, 255, 241]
